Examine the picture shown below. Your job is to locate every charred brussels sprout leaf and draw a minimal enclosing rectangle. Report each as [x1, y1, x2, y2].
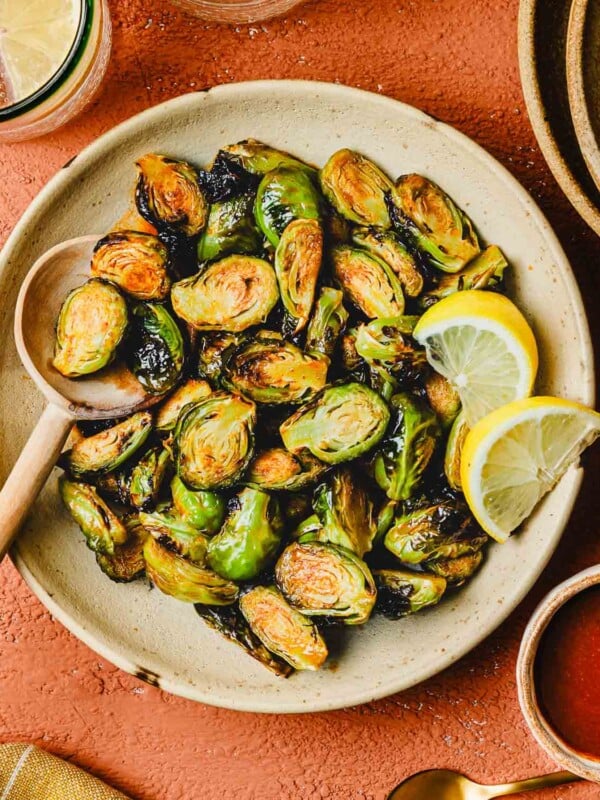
[373, 393, 440, 501]
[425, 372, 461, 428]
[144, 537, 238, 605]
[96, 516, 149, 582]
[426, 550, 484, 585]
[305, 287, 348, 358]
[312, 468, 376, 558]
[94, 468, 132, 505]
[197, 332, 242, 384]
[274, 218, 323, 333]
[59, 476, 127, 555]
[155, 379, 212, 433]
[171, 255, 278, 332]
[320, 149, 393, 227]
[207, 488, 285, 581]
[53, 279, 128, 377]
[281, 382, 390, 464]
[419, 244, 508, 309]
[91, 231, 171, 301]
[245, 448, 327, 491]
[444, 410, 469, 491]
[198, 150, 258, 204]
[332, 246, 405, 318]
[171, 475, 225, 534]
[129, 446, 172, 510]
[197, 192, 262, 263]
[222, 336, 328, 405]
[222, 139, 316, 175]
[390, 174, 480, 273]
[139, 508, 208, 563]
[62, 411, 153, 478]
[355, 317, 426, 379]
[374, 569, 447, 619]
[125, 303, 185, 395]
[276, 540, 376, 625]
[254, 167, 322, 247]
[351, 227, 424, 297]
[135, 153, 207, 237]
[239, 585, 328, 671]
[175, 392, 256, 490]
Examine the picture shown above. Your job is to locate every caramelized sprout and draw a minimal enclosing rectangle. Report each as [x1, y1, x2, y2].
[419, 244, 508, 309]
[91, 231, 171, 301]
[197, 332, 242, 384]
[59, 476, 127, 555]
[96, 516, 149, 582]
[425, 372, 461, 428]
[312, 468, 376, 558]
[245, 448, 327, 491]
[171, 475, 225, 534]
[444, 410, 469, 491]
[352, 227, 423, 297]
[374, 569, 447, 618]
[129, 446, 172, 510]
[126, 302, 185, 395]
[332, 246, 405, 318]
[222, 139, 315, 175]
[320, 149, 393, 227]
[254, 167, 322, 246]
[274, 218, 323, 333]
[426, 550, 484, 585]
[305, 286, 348, 358]
[355, 317, 426, 378]
[139, 508, 208, 563]
[197, 192, 262, 263]
[155, 379, 212, 433]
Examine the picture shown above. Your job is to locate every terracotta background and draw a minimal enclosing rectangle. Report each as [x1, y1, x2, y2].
[1, 1, 600, 798]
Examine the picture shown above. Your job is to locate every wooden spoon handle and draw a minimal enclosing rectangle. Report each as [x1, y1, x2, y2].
[0, 404, 74, 561]
[486, 770, 582, 797]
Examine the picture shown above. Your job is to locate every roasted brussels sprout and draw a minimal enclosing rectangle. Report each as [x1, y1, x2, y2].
[245, 449, 327, 491]
[94, 467, 132, 505]
[139, 507, 208, 562]
[374, 569, 447, 619]
[390, 174, 480, 273]
[96, 515, 149, 582]
[274, 218, 323, 333]
[320, 149, 393, 227]
[305, 287, 348, 358]
[197, 332, 242, 384]
[207, 488, 284, 581]
[239, 585, 328, 670]
[332, 246, 405, 318]
[292, 513, 323, 540]
[62, 412, 153, 478]
[222, 336, 328, 405]
[197, 192, 262, 263]
[59, 476, 128, 555]
[174, 392, 256, 490]
[135, 153, 207, 237]
[375, 499, 398, 544]
[125, 302, 185, 395]
[91, 231, 171, 301]
[355, 317, 426, 378]
[155, 379, 212, 433]
[222, 139, 315, 175]
[339, 329, 362, 372]
[275, 540, 376, 625]
[312, 468, 376, 558]
[427, 550, 484, 585]
[425, 372, 461, 428]
[198, 150, 258, 204]
[144, 537, 238, 605]
[129, 446, 172, 510]
[280, 382, 390, 465]
[351, 227, 424, 297]
[444, 410, 469, 491]
[373, 393, 441, 501]
[195, 604, 293, 677]
[170, 475, 225, 534]
[254, 167, 322, 246]
[419, 244, 508, 309]
[53, 279, 128, 378]
[171, 255, 279, 332]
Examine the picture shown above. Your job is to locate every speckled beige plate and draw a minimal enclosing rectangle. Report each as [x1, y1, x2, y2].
[0, 81, 594, 713]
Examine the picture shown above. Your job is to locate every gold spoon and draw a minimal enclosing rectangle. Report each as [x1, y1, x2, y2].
[387, 768, 581, 799]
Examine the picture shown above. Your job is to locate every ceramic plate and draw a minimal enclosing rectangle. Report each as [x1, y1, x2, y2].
[0, 81, 593, 713]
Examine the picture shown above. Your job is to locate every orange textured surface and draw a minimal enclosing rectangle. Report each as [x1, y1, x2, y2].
[1, 1, 600, 798]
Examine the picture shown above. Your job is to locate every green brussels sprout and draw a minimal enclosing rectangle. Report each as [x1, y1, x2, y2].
[319, 149, 393, 227]
[174, 392, 256, 490]
[197, 192, 262, 263]
[240, 586, 328, 671]
[274, 218, 323, 333]
[311, 468, 376, 558]
[375, 499, 398, 544]
[135, 153, 208, 237]
[384, 498, 488, 565]
[53, 279, 128, 377]
[155, 379, 212, 433]
[292, 513, 323, 540]
[351, 227, 423, 297]
[207, 488, 285, 581]
[96, 515, 149, 582]
[444, 410, 469, 491]
[275, 540, 376, 625]
[280, 382, 390, 465]
[221, 139, 315, 175]
[61, 411, 153, 478]
[419, 244, 509, 309]
[222, 336, 328, 405]
[94, 468, 131, 505]
[305, 287, 348, 358]
[171, 255, 278, 332]
[390, 174, 480, 273]
[144, 536, 238, 605]
[195, 604, 293, 677]
[425, 372, 461, 428]
[355, 317, 426, 378]
[254, 167, 322, 247]
[59, 476, 128, 555]
[373, 393, 441, 501]
[129, 446, 172, 510]
[339, 329, 361, 372]
[332, 246, 405, 318]
[374, 569, 447, 618]
[197, 332, 242, 384]
[170, 475, 225, 534]
[91, 231, 171, 301]
[368, 367, 398, 403]
[245, 449, 328, 491]
[427, 550, 484, 585]
[139, 508, 208, 563]
[125, 302, 185, 395]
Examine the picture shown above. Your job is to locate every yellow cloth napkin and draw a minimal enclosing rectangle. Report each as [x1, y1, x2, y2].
[0, 744, 131, 800]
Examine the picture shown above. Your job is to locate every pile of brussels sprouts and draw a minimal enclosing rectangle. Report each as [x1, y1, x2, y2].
[55, 140, 509, 675]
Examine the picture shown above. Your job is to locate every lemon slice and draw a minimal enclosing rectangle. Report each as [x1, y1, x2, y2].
[413, 290, 538, 426]
[0, 0, 80, 104]
[461, 396, 600, 543]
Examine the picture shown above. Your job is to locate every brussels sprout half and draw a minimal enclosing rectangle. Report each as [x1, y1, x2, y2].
[155, 379, 212, 433]
[197, 332, 242, 384]
[222, 139, 316, 175]
[125, 302, 185, 395]
[239, 586, 328, 671]
[245, 449, 328, 491]
[305, 286, 348, 358]
[96, 515, 149, 582]
[444, 410, 469, 491]
[139, 508, 208, 563]
[129, 446, 172, 510]
[312, 468, 376, 558]
[59, 476, 128, 555]
[171, 255, 279, 332]
[91, 230, 171, 301]
[254, 167, 322, 246]
[197, 192, 262, 263]
[171, 475, 225, 534]
[374, 569, 447, 619]
[332, 246, 405, 318]
[351, 227, 424, 297]
[276, 540, 376, 625]
[419, 244, 508, 309]
[426, 550, 484, 585]
[425, 372, 461, 429]
[320, 149, 393, 227]
[274, 218, 323, 333]
[53, 279, 128, 378]
[280, 382, 390, 465]
[355, 317, 425, 378]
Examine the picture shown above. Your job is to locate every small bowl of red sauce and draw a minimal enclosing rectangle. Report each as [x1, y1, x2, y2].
[517, 565, 600, 781]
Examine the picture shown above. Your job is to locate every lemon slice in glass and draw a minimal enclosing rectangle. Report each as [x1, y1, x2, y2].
[461, 396, 600, 543]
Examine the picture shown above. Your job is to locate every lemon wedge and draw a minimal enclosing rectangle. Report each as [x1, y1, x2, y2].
[413, 290, 538, 426]
[461, 396, 600, 542]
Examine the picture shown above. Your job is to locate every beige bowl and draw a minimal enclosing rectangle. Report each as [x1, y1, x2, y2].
[517, 566, 600, 781]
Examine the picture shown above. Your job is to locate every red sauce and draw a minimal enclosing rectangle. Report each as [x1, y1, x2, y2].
[535, 586, 600, 760]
